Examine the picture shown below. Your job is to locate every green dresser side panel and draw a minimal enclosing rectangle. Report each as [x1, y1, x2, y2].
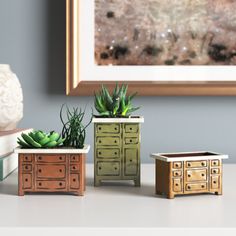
[94, 122, 141, 186]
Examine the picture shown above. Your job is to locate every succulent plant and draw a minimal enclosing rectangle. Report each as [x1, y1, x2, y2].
[17, 130, 65, 148]
[94, 84, 140, 117]
[60, 105, 92, 149]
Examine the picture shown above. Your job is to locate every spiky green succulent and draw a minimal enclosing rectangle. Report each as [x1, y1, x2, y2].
[17, 130, 65, 149]
[94, 84, 140, 117]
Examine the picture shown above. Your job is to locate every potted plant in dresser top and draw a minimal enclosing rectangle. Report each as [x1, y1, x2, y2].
[93, 84, 144, 187]
[15, 106, 91, 196]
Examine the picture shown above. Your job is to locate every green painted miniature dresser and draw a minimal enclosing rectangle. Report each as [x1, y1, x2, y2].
[93, 117, 144, 187]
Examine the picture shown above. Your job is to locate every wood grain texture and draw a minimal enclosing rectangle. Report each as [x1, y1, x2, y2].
[66, 0, 236, 96]
[18, 153, 86, 196]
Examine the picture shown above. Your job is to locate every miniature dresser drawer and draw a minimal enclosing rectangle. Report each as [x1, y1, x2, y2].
[186, 182, 207, 191]
[36, 154, 65, 163]
[97, 148, 120, 159]
[211, 160, 220, 167]
[97, 161, 120, 176]
[70, 164, 80, 172]
[124, 124, 139, 133]
[211, 168, 220, 175]
[70, 174, 80, 189]
[96, 124, 120, 134]
[22, 154, 32, 162]
[125, 137, 139, 145]
[36, 164, 66, 179]
[124, 148, 138, 176]
[97, 137, 120, 146]
[173, 170, 182, 177]
[22, 164, 32, 172]
[70, 155, 80, 162]
[173, 178, 182, 192]
[172, 162, 182, 169]
[186, 169, 207, 182]
[22, 174, 32, 189]
[211, 176, 220, 189]
[36, 180, 66, 190]
[186, 160, 207, 168]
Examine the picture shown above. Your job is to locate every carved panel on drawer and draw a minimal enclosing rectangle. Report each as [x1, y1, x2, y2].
[97, 161, 120, 176]
[22, 164, 32, 172]
[96, 148, 120, 159]
[70, 155, 80, 162]
[36, 155, 65, 163]
[124, 148, 138, 176]
[96, 124, 120, 134]
[36, 165, 66, 179]
[172, 162, 182, 169]
[22, 174, 32, 189]
[97, 137, 120, 146]
[23, 155, 32, 162]
[186, 169, 207, 182]
[172, 170, 182, 177]
[211, 160, 220, 167]
[173, 178, 182, 192]
[70, 164, 80, 172]
[125, 137, 138, 145]
[70, 174, 80, 189]
[186, 160, 207, 168]
[186, 182, 207, 191]
[124, 124, 139, 133]
[36, 180, 66, 190]
[211, 176, 220, 189]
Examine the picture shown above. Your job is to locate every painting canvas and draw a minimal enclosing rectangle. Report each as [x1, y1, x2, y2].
[95, 0, 236, 66]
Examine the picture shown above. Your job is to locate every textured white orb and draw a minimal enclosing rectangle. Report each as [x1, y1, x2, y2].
[0, 65, 23, 131]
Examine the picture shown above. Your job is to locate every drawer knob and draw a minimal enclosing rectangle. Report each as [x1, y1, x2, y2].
[175, 172, 179, 176]
[188, 186, 191, 190]
[98, 152, 102, 155]
[201, 162, 205, 166]
[130, 159, 132, 162]
[39, 182, 42, 186]
[25, 178, 28, 182]
[73, 156, 76, 160]
[130, 128, 132, 130]
[130, 140, 132, 142]
[213, 162, 217, 165]
[175, 164, 179, 168]
[114, 167, 117, 170]
[115, 127, 117, 130]
[114, 140, 117, 143]
[59, 182, 63, 186]
[188, 174, 191, 178]
[73, 166, 76, 170]
[59, 169, 62, 172]
[38, 169, 42, 173]
[25, 166, 28, 170]
[114, 152, 117, 155]
[213, 181, 217, 184]
[38, 157, 42, 160]
[59, 157, 63, 160]
[73, 178, 76, 182]
[201, 185, 205, 188]
[25, 156, 28, 160]
[99, 127, 101, 130]
[188, 163, 191, 167]
[213, 170, 217, 174]
[99, 167, 102, 170]
[175, 183, 179, 186]
[99, 140, 102, 143]
[201, 173, 205, 177]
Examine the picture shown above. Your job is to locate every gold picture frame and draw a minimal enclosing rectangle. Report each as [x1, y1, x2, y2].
[66, 0, 236, 96]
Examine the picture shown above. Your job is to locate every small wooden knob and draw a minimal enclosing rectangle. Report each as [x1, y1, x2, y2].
[59, 182, 63, 186]
[201, 173, 205, 177]
[188, 186, 191, 190]
[213, 170, 217, 173]
[201, 162, 205, 166]
[201, 185, 205, 188]
[188, 163, 191, 167]
[38, 157, 42, 160]
[188, 174, 191, 178]
[38, 169, 42, 173]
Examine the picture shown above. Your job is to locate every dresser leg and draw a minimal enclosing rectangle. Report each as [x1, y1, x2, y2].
[167, 193, 175, 199]
[134, 179, 141, 187]
[94, 179, 101, 187]
[215, 191, 222, 195]
[18, 189, 24, 196]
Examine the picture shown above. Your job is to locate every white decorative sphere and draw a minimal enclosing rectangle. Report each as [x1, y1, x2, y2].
[0, 65, 23, 131]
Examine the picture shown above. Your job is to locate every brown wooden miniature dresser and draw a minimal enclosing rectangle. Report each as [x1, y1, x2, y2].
[15, 145, 90, 196]
[151, 151, 228, 199]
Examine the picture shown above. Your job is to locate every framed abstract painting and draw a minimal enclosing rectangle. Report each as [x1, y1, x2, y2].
[66, 0, 236, 96]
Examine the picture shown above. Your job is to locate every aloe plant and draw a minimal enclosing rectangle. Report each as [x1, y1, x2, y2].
[94, 84, 140, 117]
[60, 105, 92, 149]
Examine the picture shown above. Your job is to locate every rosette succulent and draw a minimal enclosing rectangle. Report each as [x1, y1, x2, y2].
[17, 130, 65, 148]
